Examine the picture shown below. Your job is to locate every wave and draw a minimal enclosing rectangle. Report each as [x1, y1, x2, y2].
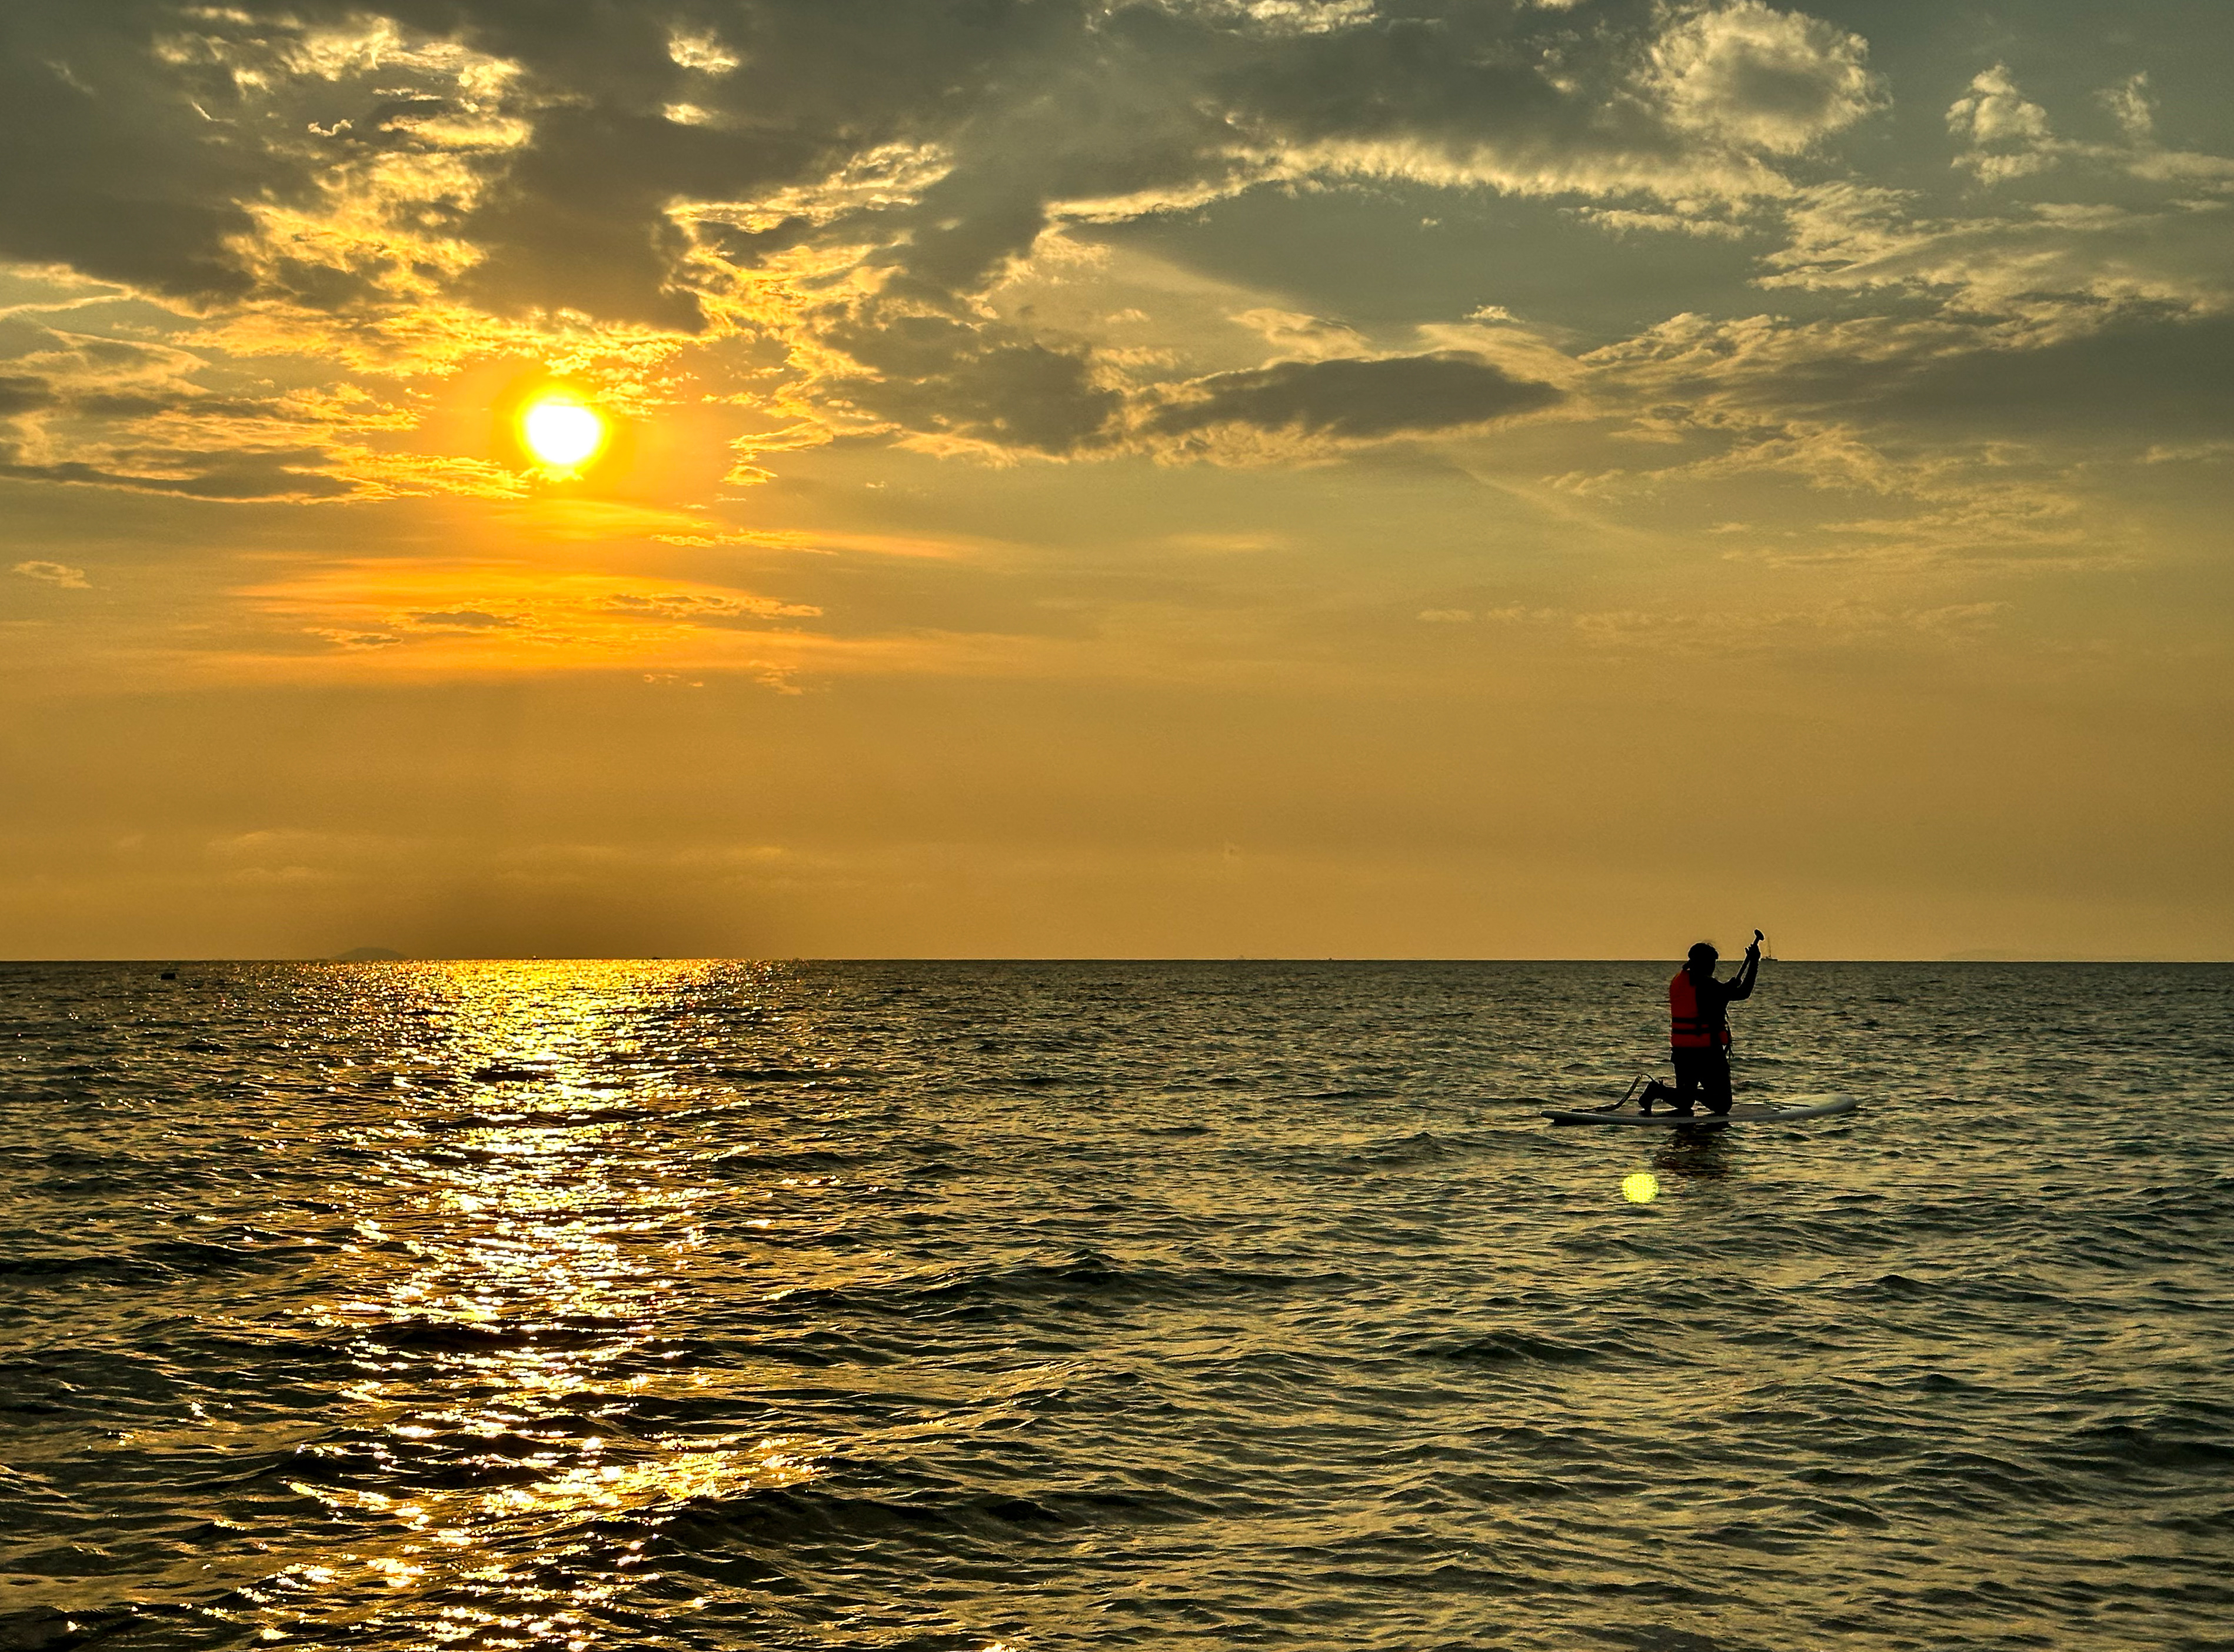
[6, 960, 2233, 1652]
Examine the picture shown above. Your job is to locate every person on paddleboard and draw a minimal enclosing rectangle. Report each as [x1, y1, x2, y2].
[1638, 931, 1762, 1116]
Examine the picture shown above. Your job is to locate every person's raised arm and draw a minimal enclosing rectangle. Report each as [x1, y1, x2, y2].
[1729, 930, 1763, 1000]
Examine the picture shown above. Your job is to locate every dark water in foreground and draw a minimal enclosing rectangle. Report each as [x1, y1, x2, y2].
[2, 961, 2230, 1652]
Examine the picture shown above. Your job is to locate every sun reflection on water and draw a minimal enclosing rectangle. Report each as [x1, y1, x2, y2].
[259, 962, 816, 1646]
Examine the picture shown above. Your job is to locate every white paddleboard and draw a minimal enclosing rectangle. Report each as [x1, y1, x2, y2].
[1543, 1098, 1859, 1128]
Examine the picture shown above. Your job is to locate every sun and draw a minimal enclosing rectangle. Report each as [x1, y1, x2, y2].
[519, 394, 608, 471]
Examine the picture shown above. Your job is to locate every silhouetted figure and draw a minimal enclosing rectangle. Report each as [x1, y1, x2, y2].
[1639, 931, 1761, 1116]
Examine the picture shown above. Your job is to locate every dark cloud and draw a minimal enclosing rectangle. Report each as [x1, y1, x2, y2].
[823, 311, 1124, 454]
[0, 5, 284, 300]
[28, 0, 2218, 481]
[1600, 308, 2234, 464]
[1147, 351, 1562, 441]
[458, 104, 797, 331]
[0, 448, 352, 500]
[1875, 315, 2234, 442]
[0, 1, 1850, 322]
[0, 377, 59, 416]
[408, 608, 518, 628]
[376, 0, 1109, 318]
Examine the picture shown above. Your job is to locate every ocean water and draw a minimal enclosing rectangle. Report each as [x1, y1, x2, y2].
[1, 960, 2229, 1652]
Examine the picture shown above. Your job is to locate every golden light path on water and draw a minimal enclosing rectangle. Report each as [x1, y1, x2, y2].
[226, 962, 1752, 1647]
[262, 963, 818, 1647]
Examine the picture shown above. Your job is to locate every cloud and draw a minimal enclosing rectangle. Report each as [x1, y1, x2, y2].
[2099, 73, 2153, 145]
[244, 558, 835, 676]
[12, 559, 89, 588]
[1231, 308, 1373, 360]
[0, 321, 484, 500]
[1458, 595, 2016, 655]
[0, 0, 1910, 479]
[594, 591, 823, 621]
[1145, 351, 1563, 444]
[0, 6, 271, 301]
[818, 308, 1124, 457]
[0, 449, 355, 500]
[1761, 184, 2234, 340]
[1649, 1, 1882, 156]
[1567, 205, 1750, 240]
[2143, 439, 2234, 465]
[1942, 65, 2234, 195]
[0, 375, 59, 415]
[0, 1, 2221, 497]
[406, 608, 518, 630]
[1946, 65, 2058, 182]
[1546, 302, 2151, 575]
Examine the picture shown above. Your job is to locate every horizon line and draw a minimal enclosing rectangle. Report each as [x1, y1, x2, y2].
[4, 955, 2225, 967]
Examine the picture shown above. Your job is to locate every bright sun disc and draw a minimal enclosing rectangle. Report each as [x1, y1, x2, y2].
[521, 398, 605, 469]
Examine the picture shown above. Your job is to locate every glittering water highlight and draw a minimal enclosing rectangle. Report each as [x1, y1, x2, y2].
[2, 960, 2229, 1650]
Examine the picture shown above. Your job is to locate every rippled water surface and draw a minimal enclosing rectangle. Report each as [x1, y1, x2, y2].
[2, 960, 2229, 1651]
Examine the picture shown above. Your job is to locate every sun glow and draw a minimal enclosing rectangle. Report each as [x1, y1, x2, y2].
[520, 396, 608, 471]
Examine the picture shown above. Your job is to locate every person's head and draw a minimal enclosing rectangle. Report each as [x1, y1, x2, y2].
[1686, 941, 1718, 976]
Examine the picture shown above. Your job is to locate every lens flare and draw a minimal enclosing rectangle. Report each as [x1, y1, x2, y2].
[1621, 1172, 1659, 1204]
[520, 397, 607, 470]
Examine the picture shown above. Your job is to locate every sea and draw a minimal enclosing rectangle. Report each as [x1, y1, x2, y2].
[1, 960, 2229, 1652]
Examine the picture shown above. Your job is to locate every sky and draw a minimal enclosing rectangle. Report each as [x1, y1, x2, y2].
[2, 0, 2229, 961]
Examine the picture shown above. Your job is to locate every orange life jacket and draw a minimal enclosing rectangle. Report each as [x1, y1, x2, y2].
[1669, 968, 1730, 1049]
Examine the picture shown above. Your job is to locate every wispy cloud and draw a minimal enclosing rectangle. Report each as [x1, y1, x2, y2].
[241, 558, 831, 676]
[12, 559, 89, 588]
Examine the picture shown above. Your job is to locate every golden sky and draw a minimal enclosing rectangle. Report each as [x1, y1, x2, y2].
[3, 0, 2229, 959]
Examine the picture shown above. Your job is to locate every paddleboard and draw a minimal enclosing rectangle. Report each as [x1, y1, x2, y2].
[1542, 1098, 1858, 1128]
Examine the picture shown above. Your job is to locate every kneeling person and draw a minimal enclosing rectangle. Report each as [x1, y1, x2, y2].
[1641, 932, 1760, 1115]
